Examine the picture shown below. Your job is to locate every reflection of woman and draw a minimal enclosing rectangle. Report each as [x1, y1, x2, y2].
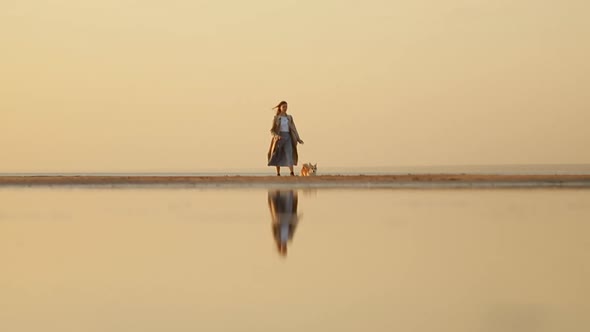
[267, 101, 304, 176]
[268, 190, 300, 256]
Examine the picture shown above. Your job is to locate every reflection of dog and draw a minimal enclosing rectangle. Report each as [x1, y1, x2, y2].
[300, 163, 317, 176]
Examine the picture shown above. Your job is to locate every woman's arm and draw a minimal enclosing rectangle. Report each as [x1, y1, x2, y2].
[270, 116, 280, 137]
[289, 115, 304, 144]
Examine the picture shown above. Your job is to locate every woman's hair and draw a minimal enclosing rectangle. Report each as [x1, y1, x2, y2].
[273, 101, 288, 116]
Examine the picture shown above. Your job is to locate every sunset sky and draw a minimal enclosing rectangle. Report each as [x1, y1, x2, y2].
[2, 1, 589, 173]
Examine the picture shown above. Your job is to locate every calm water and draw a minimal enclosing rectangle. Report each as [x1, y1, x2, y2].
[0, 187, 588, 332]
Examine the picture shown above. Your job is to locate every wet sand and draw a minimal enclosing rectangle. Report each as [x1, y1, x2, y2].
[1, 174, 589, 187]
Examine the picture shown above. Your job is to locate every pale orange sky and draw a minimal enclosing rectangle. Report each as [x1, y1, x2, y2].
[1, 1, 589, 172]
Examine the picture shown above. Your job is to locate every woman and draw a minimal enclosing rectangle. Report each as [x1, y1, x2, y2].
[267, 101, 304, 176]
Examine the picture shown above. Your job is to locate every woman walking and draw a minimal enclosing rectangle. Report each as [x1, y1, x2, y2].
[267, 101, 304, 176]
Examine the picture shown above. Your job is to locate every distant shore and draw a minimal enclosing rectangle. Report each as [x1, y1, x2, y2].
[1, 174, 589, 188]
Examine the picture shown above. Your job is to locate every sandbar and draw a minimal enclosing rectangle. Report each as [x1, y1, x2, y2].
[1, 174, 589, 188]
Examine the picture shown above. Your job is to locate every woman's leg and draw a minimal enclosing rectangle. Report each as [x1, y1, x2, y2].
[288, 166, 295, 176]
[276, 166, 281, 176]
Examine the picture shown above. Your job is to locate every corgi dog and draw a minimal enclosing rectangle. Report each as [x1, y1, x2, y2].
[300, 163, 317, 176]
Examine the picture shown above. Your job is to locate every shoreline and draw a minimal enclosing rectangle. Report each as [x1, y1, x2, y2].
[1, 174, 590, 188]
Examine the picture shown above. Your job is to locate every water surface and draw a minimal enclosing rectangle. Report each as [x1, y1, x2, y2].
[0, 188, 588, 331]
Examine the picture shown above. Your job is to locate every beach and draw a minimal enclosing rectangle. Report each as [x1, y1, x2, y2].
[1, 174, 589, 187]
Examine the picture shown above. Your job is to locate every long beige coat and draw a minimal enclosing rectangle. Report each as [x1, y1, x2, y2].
[267, 114, 302, 166]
